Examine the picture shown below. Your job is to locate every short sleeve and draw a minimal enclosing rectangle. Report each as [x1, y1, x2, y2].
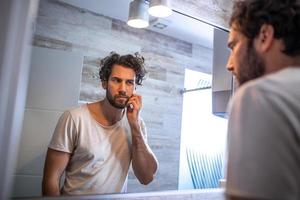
[226, 84, 299, 199]
[49, 111, 77, 153]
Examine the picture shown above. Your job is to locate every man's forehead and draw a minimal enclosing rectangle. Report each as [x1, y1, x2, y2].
[228, 26, 244, 41]
[110, 64, 136, 80]
[111, 64, 135, 73]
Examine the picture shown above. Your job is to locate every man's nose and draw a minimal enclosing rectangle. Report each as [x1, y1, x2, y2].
[118, 90, 126, 96]
[226, 53, 234, 72]
[118, 82, 126, 94]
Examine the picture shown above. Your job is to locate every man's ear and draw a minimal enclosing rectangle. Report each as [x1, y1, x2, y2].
[102, 81, 107, 89]
[255, 24, 275, 53]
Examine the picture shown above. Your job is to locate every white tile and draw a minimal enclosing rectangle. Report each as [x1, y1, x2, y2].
[16, 109, 62, 175]
[11, 175, 42, 198]
[26, 46, 83, 111]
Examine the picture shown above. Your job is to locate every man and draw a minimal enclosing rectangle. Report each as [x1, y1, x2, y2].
[225, 0, 300, 200]
[42, 52, 158, 196]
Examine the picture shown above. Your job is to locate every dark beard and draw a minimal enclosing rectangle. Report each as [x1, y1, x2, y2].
[238, 40, 266, 85]
[106, 90, 129, 109]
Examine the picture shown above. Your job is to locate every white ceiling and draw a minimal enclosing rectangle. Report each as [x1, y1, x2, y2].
[60, 0, 214, 49]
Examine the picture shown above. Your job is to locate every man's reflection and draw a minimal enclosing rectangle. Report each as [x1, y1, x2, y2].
[42, 52, 158, 196]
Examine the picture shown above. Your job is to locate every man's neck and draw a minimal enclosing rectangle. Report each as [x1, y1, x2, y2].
[100, 99, 124, 125]
[263, 38, 300, 74]
[87, 100, 124, 126]
[265, 53, 300, 74]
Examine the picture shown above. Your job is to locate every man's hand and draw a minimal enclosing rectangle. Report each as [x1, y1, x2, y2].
[126, 94, 142, 126]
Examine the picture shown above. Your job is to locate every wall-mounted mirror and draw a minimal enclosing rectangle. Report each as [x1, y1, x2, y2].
[11, 0, 232, 198]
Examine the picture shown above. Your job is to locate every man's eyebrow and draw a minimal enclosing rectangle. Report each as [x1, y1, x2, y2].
[111, 76, 121, 79]
[111, 76, 135, 81]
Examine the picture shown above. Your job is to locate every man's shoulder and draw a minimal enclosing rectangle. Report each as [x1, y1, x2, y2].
[63, 104, 88, 120]
[232, 79, 262, 103]
[232, 67, 300, 111]
[243, 67, 300, 94]
[230, 76, 275, 113]
[256, 67, 300, 87]
[234, 68, 292, 98]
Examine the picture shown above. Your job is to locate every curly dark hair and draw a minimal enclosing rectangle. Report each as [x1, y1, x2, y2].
[99, 52, 147, 85]
[230, 0, 300, 56]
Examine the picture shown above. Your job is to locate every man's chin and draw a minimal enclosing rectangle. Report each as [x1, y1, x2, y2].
[107, 98, 126, 109]
[111, 103, 126, 109]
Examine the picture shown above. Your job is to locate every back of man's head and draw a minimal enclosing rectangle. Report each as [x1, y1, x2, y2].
[230, 0, 300, 56]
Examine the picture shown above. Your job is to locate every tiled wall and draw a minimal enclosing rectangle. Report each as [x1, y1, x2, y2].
[12, 47, 83, 197]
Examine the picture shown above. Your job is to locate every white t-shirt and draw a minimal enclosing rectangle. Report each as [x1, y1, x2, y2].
[226, 67, 300, 200]
[49, 104, 147, 195]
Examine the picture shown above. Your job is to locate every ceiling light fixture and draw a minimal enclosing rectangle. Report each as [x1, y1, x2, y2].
[127, 0, 149, 28]
[148, 0, 172, 18]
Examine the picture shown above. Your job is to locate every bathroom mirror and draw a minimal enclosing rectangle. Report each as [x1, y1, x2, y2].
[11, 0, 232, 198]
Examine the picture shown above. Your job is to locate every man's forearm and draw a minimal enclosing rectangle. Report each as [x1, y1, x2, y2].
[42, 176, 61, 196]
[130, 123, 158, 185]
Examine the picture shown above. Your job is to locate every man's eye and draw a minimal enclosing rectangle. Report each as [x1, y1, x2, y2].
[228, 41, 236, 51]
[127, 81, 134, 85]
[112, 78, 121, 83]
